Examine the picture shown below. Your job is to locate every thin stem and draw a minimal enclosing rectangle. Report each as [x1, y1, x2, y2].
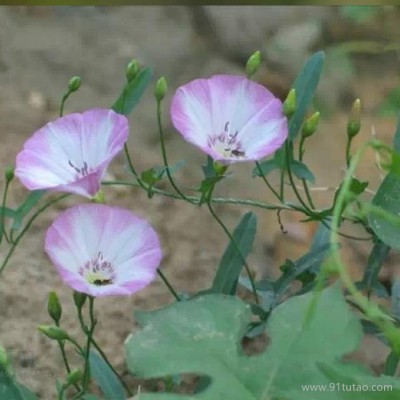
[285, 142, 313, 215]
[254, 161, 282, 201]
[156, 100, 194, 204]
[298, 136, 316, 209]
[123, 144, 147, 190]
[73, 297, 96, 399]
[59, 92, 70, 117]
[90, 338, 133, 396]
[345, 137, 352, 168]
[0, 179, 11, 244]
[157, 268, 181, 301]
[206, 188, 259, 305]
[0, 194, 69, 275]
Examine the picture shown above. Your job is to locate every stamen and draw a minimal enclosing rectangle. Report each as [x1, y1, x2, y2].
[78, 252, 116, 286]
[68, 160, 90, 177]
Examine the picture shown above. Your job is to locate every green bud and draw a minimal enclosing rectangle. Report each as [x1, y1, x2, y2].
[38, 325, 70, 341]
[68, 76, 81, 93]
[47, 291, 62, 324]
[213, 161, 228, 176]
[283, 89, 296, 118]
[347, 98, 361, 139]
[66, 369, 83, 386]
[92, 190, 106, 204]
[245, 50, 262, 77]
[73, 291, 87, 309]
[126, 59, 140, 82]
[302, 112, 320, 138]
[4, 165, 14, 183]
[0, 346, 9, 369]
[155, 77, 168, 101]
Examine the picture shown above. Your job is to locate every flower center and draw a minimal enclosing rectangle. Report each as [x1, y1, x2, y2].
[208, 121, 245, 159]
[68, 160, 90, 178]
[78, 252, 116, 286]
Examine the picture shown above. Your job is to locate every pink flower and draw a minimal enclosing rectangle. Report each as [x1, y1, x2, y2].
[171, 75, 288, 163]
[15, 109, 129, 198]
[45, 204, 162, 297]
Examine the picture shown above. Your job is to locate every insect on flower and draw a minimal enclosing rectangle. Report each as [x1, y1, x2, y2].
[170, 74, 288, 163]
[45, 204, 162, 297]
[15, 108, 129, 198]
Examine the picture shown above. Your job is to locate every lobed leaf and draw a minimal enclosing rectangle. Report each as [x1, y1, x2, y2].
[125, 286, 399, 400]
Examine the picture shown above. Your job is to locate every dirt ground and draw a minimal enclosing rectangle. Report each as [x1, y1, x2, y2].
[1, 6, 400, 398]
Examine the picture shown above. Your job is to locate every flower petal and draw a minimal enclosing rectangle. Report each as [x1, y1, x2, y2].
[45, 204, 162, 297]
[15, 109, 129, 198]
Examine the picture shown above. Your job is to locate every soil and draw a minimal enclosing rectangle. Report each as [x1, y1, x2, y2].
[0, 6, 400, 399]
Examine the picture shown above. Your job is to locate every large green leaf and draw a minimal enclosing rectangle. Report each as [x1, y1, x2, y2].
[125, 287, 400, 399]
[89, 351, 126, 400]
[211, 212, 257, 295]
[289, 51, 325, 140]
[0, 366, 38, 400]
[112, 67, 153, 116]
[369, 173, 400, 250]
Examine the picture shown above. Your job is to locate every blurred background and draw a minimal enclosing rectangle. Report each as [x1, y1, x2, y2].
[1, 6, 400, 398]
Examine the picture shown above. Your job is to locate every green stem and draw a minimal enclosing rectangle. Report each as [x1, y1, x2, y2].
[123, 144, 148, 191]
[345, 137, 352, 168]
[0, 179, 11, 244]
[206, 187, 259, 305]
[156, 100, 194, 204]
[254, 161, 282, 201]
[0, 194, 69, 275]
[73, 297, 96, 399]
[285, 141, 313, 215]
[298, 136, 315, 209]
[157, 268, 181, 301]
[59, 92, 70, 117]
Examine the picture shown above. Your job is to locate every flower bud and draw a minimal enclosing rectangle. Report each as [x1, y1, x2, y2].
[126, 59, 140, 82]
[38, 325, 70, 341]
[283, 89, 296, 118]
[213, 161, 228, 176]
[155, 77, 168, 101]
[4, 165, 14, 183]
[73, 291, 87, 309]
[66, 369, 83, 386]
[68, 76, 81, 93]
[245, 50, 262, 77]
[47, 291, 62, 324]
[302, 112, 320, 138]
[347, 98, 361, 139]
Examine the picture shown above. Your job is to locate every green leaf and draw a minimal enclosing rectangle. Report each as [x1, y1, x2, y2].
[89, 351, 126, 400]
[252, 159, 278, 177]
[291, 160, 316, 183]
[274, 243, 331, 297]
[393, 113, 400, 153]
[392, 279, 400, 320]
[289, 51, 325, 140]
[0, 366, 38, 400]
[369, 173, 400, 250]
[359, 240, 390, 295]
[112, 67, 153, 116]
[12, 190, 46, 230]
[319, 363, 400, 399]
[126, 287, 399, 400]
[211, 212, 257, 295]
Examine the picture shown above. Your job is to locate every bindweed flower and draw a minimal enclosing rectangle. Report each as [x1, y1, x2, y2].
[45, 204, 162, 297]
[171, 75, 288, 163]
[15, 109, 129, 198]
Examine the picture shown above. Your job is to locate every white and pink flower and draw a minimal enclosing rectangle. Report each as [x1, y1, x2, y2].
[45, 204, 162, 297]
[171, 75, 288, 163]
[15, 109, 129, 198]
